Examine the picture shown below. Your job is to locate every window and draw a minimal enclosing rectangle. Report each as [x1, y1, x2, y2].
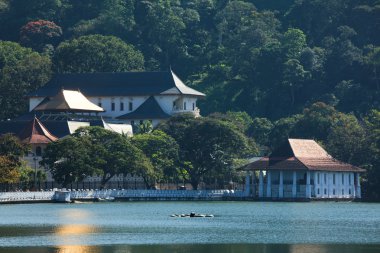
[317, 173, 320, 184]
[184, 102, 187, 110]
[333, 189, 335, 195]
[349, 174, 351, 184]
[120, 102, 124, 111]
[324, 173, 327, 184]
[131, 120, 134, 125]
[36, 146, 42, 156]
[317, 189, 320, 194]
[192, 103, 195, 111]
[342, 174, 344, 184]
[98, 102, 102, 107]
[333, 174, 335, 185]
[349, 189, 351, 195]
[111, 102, 115, 111]
[173, 101, 176, 109]
[342, 189, 344, 195]
[129, 102, 133, 111]
[324, 189, 327, 195]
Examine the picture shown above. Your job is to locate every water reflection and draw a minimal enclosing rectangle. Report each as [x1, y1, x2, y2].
[55, 245, 101, 253]
[1, 244, 379, 253]
[54, 208, 99, 247]
[55, 224, 98, 236]
[58, 208, 93, 221]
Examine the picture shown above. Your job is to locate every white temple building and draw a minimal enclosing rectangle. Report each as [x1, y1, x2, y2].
[243, 139, 365, 199]
[0, 70, 205, 189]
[28, 70, 205, 127]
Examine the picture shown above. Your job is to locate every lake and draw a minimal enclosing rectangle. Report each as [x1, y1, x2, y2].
[0, 201, 379, 253]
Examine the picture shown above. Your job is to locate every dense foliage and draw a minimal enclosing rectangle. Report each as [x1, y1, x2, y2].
[0, 0, 379, 198]
[0, 133, 29, 184]
[157, 114, 256, 189]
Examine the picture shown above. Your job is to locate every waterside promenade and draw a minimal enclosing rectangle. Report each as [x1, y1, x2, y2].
[0, 189, 246, 203]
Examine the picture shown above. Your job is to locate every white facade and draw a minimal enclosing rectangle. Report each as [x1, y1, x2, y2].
[245, 170, 362, 199]
[30, 94, 200, 126]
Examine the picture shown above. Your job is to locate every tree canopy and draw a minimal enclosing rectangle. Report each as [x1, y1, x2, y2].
[0, 0, 379, 197]
[158, 115, 257, 189]
[53, 34, 144, 73]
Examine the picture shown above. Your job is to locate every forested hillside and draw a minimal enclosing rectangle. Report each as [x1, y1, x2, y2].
[0, 0, 379, 198]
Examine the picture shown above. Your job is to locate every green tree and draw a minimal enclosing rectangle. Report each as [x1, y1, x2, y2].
[0, 133, 29, 187]
[0, 41, 51, 119]
[134, 120, 153, 134]
[0, 155, 19, 184]
[132, 130, 179, 183]
[248, 117, 273, 146]
[158, 115, 256, 189]
[366, 47, 380, 90]
[41, 136, 98, 188]
[282, 59, 311, 106]
[294, 102, 339, 140]
[362, 110, 380, 200]
[53, 35, 144, 73]
[0, 133, 29, 161]
[73, 127, 153, 188]
[70, 0, 135, 38]
[282, 28, 307, 59]
[269, 114, 302, 150]
[326, 113, 368, 165]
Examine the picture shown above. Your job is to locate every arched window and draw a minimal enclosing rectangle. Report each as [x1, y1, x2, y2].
[36, 146, 42, 156]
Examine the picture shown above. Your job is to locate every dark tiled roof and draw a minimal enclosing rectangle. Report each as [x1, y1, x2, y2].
[0, 121, 26, 136]
[243, 139, 365, 172]
[28, 71, 205, 97]
[117, 96, 171, 120]
[0, 120, 70, 139]
[244, 157, 308, 171]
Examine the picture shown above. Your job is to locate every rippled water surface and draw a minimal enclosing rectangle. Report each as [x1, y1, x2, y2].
[0, 201, 379, 252]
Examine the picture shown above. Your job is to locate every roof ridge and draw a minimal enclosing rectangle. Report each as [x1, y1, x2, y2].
[293, 157, 310, 170]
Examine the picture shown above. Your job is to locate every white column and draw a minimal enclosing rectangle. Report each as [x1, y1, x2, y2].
[343, 173, 347, 197]
[252, 173, 256, 198]
[266, 171, 272, 198]
[292, 171, 297, 198]
[245, 172, 251, 197]
[314, 171, 318, 197]
[337, 173, 342, 198]
[328, 173, 333, 198]
[356, 172, 361, 198]
[306, 171, 311, 199]
[259, 170, 264, 198]
[351, 172, 355, 198]
[279, 170, 284, 198]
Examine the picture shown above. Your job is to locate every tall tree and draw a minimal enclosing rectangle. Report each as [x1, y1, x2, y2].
[20, 20, 62, 52]
[132, 130, 179, 183]
[53, 35, 144, 73]
[158, 115, 256, 189]
[41, 136, 98, 188]
[0, 41, 51, 119]
[72, 127, 153, 188]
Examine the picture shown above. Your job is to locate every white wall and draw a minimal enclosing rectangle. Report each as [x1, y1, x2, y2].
[313, 171, 357, 198]
[88, 96, 148, 118]
[29, 95, 200, 121]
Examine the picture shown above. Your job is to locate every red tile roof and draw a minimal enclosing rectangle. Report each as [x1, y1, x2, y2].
[244, 139, 365, 172]
[18, 117, 58, 144]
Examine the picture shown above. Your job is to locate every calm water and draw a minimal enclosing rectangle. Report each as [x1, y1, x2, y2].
[0, 201, 379, 253]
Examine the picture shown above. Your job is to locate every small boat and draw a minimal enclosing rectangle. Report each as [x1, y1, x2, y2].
[170, 212, 214, 218]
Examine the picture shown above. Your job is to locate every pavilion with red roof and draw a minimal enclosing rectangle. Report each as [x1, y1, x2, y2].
[242, 139, 365, 199]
